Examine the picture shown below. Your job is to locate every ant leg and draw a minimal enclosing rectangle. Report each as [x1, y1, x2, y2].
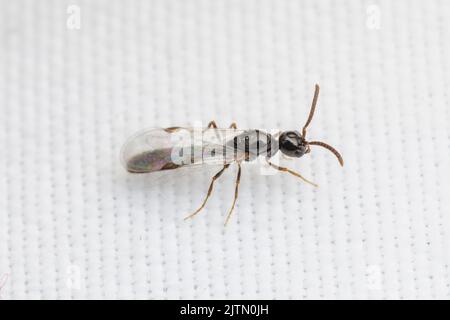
[203, 120, 218, 134]
[185, 164, 231, 220]
[205, 121, 237, 129]
[203, 120, 224, 144]
[206, 120, 218, 129]
[224, 162, 242, 226]
[266, 159, 318, 187]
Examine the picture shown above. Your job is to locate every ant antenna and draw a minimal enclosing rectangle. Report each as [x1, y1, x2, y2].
[301, 84, 320, 138]
[301, 84, 345, 167]
[308, 141, 344, 166]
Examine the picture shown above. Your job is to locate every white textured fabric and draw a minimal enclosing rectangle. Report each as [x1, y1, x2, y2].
[1, 0, 450, 299]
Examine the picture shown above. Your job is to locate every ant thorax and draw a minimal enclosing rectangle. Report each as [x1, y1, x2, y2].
[227, 130, 279, 162]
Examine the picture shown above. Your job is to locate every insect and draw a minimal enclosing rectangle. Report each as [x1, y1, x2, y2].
[121, 84, 343, 225]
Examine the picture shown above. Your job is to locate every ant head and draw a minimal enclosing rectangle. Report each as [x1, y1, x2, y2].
[279, 84, 344, 166]
[278, 131, 310, 158]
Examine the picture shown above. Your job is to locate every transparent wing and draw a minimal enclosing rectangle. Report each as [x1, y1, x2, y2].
[121, 127, 248, 173]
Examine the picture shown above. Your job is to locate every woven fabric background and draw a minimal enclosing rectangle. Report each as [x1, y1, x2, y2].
[1, 0, 450, 299]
